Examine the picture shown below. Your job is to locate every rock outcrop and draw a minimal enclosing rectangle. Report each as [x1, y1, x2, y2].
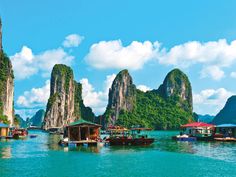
[0, 18, 14, 126]
[103, 68, 193, 129]
[105, 69, 136, 125]
[212, 96, 236, 125]
[157, 69, 193, 112]
[43, 64, 95, 130]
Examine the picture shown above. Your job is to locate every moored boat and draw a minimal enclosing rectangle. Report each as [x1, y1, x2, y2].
[106, 126, 154, 146]
[12, 128, 28, 139]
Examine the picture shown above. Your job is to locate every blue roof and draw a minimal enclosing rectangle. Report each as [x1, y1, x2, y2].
[216, 124, 236, 128]
[0, 123, 9, 128]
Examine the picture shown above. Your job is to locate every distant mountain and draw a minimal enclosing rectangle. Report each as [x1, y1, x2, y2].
[212, 96, 236, 125]
[193, 113, 214, 123]
[30, 109, 45, 127]
[15, 109, 45, 128]
[15, 114, 28, 128]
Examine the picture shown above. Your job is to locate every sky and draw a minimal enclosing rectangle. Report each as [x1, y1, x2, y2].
[1, 0, 236, 118]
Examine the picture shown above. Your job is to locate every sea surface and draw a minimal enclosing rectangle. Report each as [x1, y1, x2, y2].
[0, 130, 236, 177]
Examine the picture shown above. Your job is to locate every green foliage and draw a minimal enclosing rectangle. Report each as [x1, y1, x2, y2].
[51, 64, 73, 94]
[112, 90, 193, 130]
[46, 93, 59, 113]
[0, 114, 10, 124]
[0, 51, 14, 125]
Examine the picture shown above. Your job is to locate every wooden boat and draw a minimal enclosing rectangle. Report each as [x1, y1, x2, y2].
[12, 128, 28, 139]
[106, 126, 154, 146]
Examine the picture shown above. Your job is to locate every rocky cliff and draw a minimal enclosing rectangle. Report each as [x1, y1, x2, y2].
[0, 19, 14, 126]
[212, 96, 236, 125]
[103, 69, 193, 129]
[43, 64, 94, 130]
[157, 69, 193, 112]
[105, 69, 136, 125]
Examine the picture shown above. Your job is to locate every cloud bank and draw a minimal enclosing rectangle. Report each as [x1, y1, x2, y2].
[85, 39, 236, 80]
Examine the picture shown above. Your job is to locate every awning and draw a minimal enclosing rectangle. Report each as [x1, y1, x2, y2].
[181, 122, 214, 128]
[216, 124, 236, 128]
[0, 123, 9, 128]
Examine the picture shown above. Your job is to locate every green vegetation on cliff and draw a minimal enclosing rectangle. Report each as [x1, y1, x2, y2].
[104, 69, 193, 129]
[110, 90, 192, 129]
[74, 82, 95, 122]
[0, 51, 13, 124]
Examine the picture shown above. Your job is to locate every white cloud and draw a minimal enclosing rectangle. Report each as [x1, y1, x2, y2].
[193, 88, 234, 115]
[80, 74, 116, 115]
[157, 39, 236, 67]
[16, 80, 50, 108]
[63, 34, 84, 48]
[230, 71, 236, 78]
[137, 85, 151, 92]
[85, 39, 236, 81]
[85, 40, 159, 70]
[11, 46, 74, 80]
[200, 66, 225, 81]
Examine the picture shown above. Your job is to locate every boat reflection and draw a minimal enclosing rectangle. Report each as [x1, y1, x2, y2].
[0, 146, 12, 159]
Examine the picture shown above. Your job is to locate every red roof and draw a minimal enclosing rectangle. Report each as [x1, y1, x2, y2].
[181, 122, 214, 128]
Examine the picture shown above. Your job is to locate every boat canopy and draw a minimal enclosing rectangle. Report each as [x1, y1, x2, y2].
[0, 123, 9, 128]
[181, 122, 214, 128]
[216, 124, 236, 128]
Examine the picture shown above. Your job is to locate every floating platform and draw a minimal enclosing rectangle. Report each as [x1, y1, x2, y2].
[59, 140, 99, 147]
[214, 137, 236, 142]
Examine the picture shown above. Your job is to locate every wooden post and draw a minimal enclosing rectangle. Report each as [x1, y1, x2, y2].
[88, 126, 90, 140]
[68, 127, 70, 141]
[78, 126, 81, 141]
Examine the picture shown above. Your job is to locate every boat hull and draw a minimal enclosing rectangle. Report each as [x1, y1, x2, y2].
[108, 137, 154, 146]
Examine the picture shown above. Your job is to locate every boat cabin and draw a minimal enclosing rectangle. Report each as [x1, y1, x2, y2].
[67, 119, 101, 143]
[215, 124, 236, 138]
[180, 122, 214, 138]
[0, 123, 10, 137]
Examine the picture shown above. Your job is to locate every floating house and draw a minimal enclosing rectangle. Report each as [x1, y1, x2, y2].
[173, 122, 215, 141]
[65, 119, 101, 146]
[0, 123, 10, 138]
[214, 124, 236, 141]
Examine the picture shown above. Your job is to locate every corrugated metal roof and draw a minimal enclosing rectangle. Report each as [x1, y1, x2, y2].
[68, 119, 101, 127]
[181, 122, 214, 128]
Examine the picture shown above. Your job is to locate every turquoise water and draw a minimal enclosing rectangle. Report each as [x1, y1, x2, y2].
[0, 130, 236, 177]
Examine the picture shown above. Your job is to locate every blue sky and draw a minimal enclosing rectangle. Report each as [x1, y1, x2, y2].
[1, 0, 236, 118]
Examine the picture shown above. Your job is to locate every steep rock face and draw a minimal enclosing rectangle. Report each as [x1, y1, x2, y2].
[157, 69, 193, 112]
[103, 68, 193, 129]
[43, 64, 95, 130]
[105, 69, 136, 125]
[43, 64, 77, 130]
[212, 96, 236, 125]
[30, 109, 45, 127]
[0, 19, 14, 126]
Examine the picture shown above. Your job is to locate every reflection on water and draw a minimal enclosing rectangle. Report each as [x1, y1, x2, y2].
[0, 130, 236, 163]
[0, 146, 12, 159]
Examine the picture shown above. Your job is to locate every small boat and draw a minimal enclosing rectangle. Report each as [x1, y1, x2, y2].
[106, 126, 154, 146]
[12, 128, 28, 139]
[172, 134, 197, 142]
[29, 134, 38, 138]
